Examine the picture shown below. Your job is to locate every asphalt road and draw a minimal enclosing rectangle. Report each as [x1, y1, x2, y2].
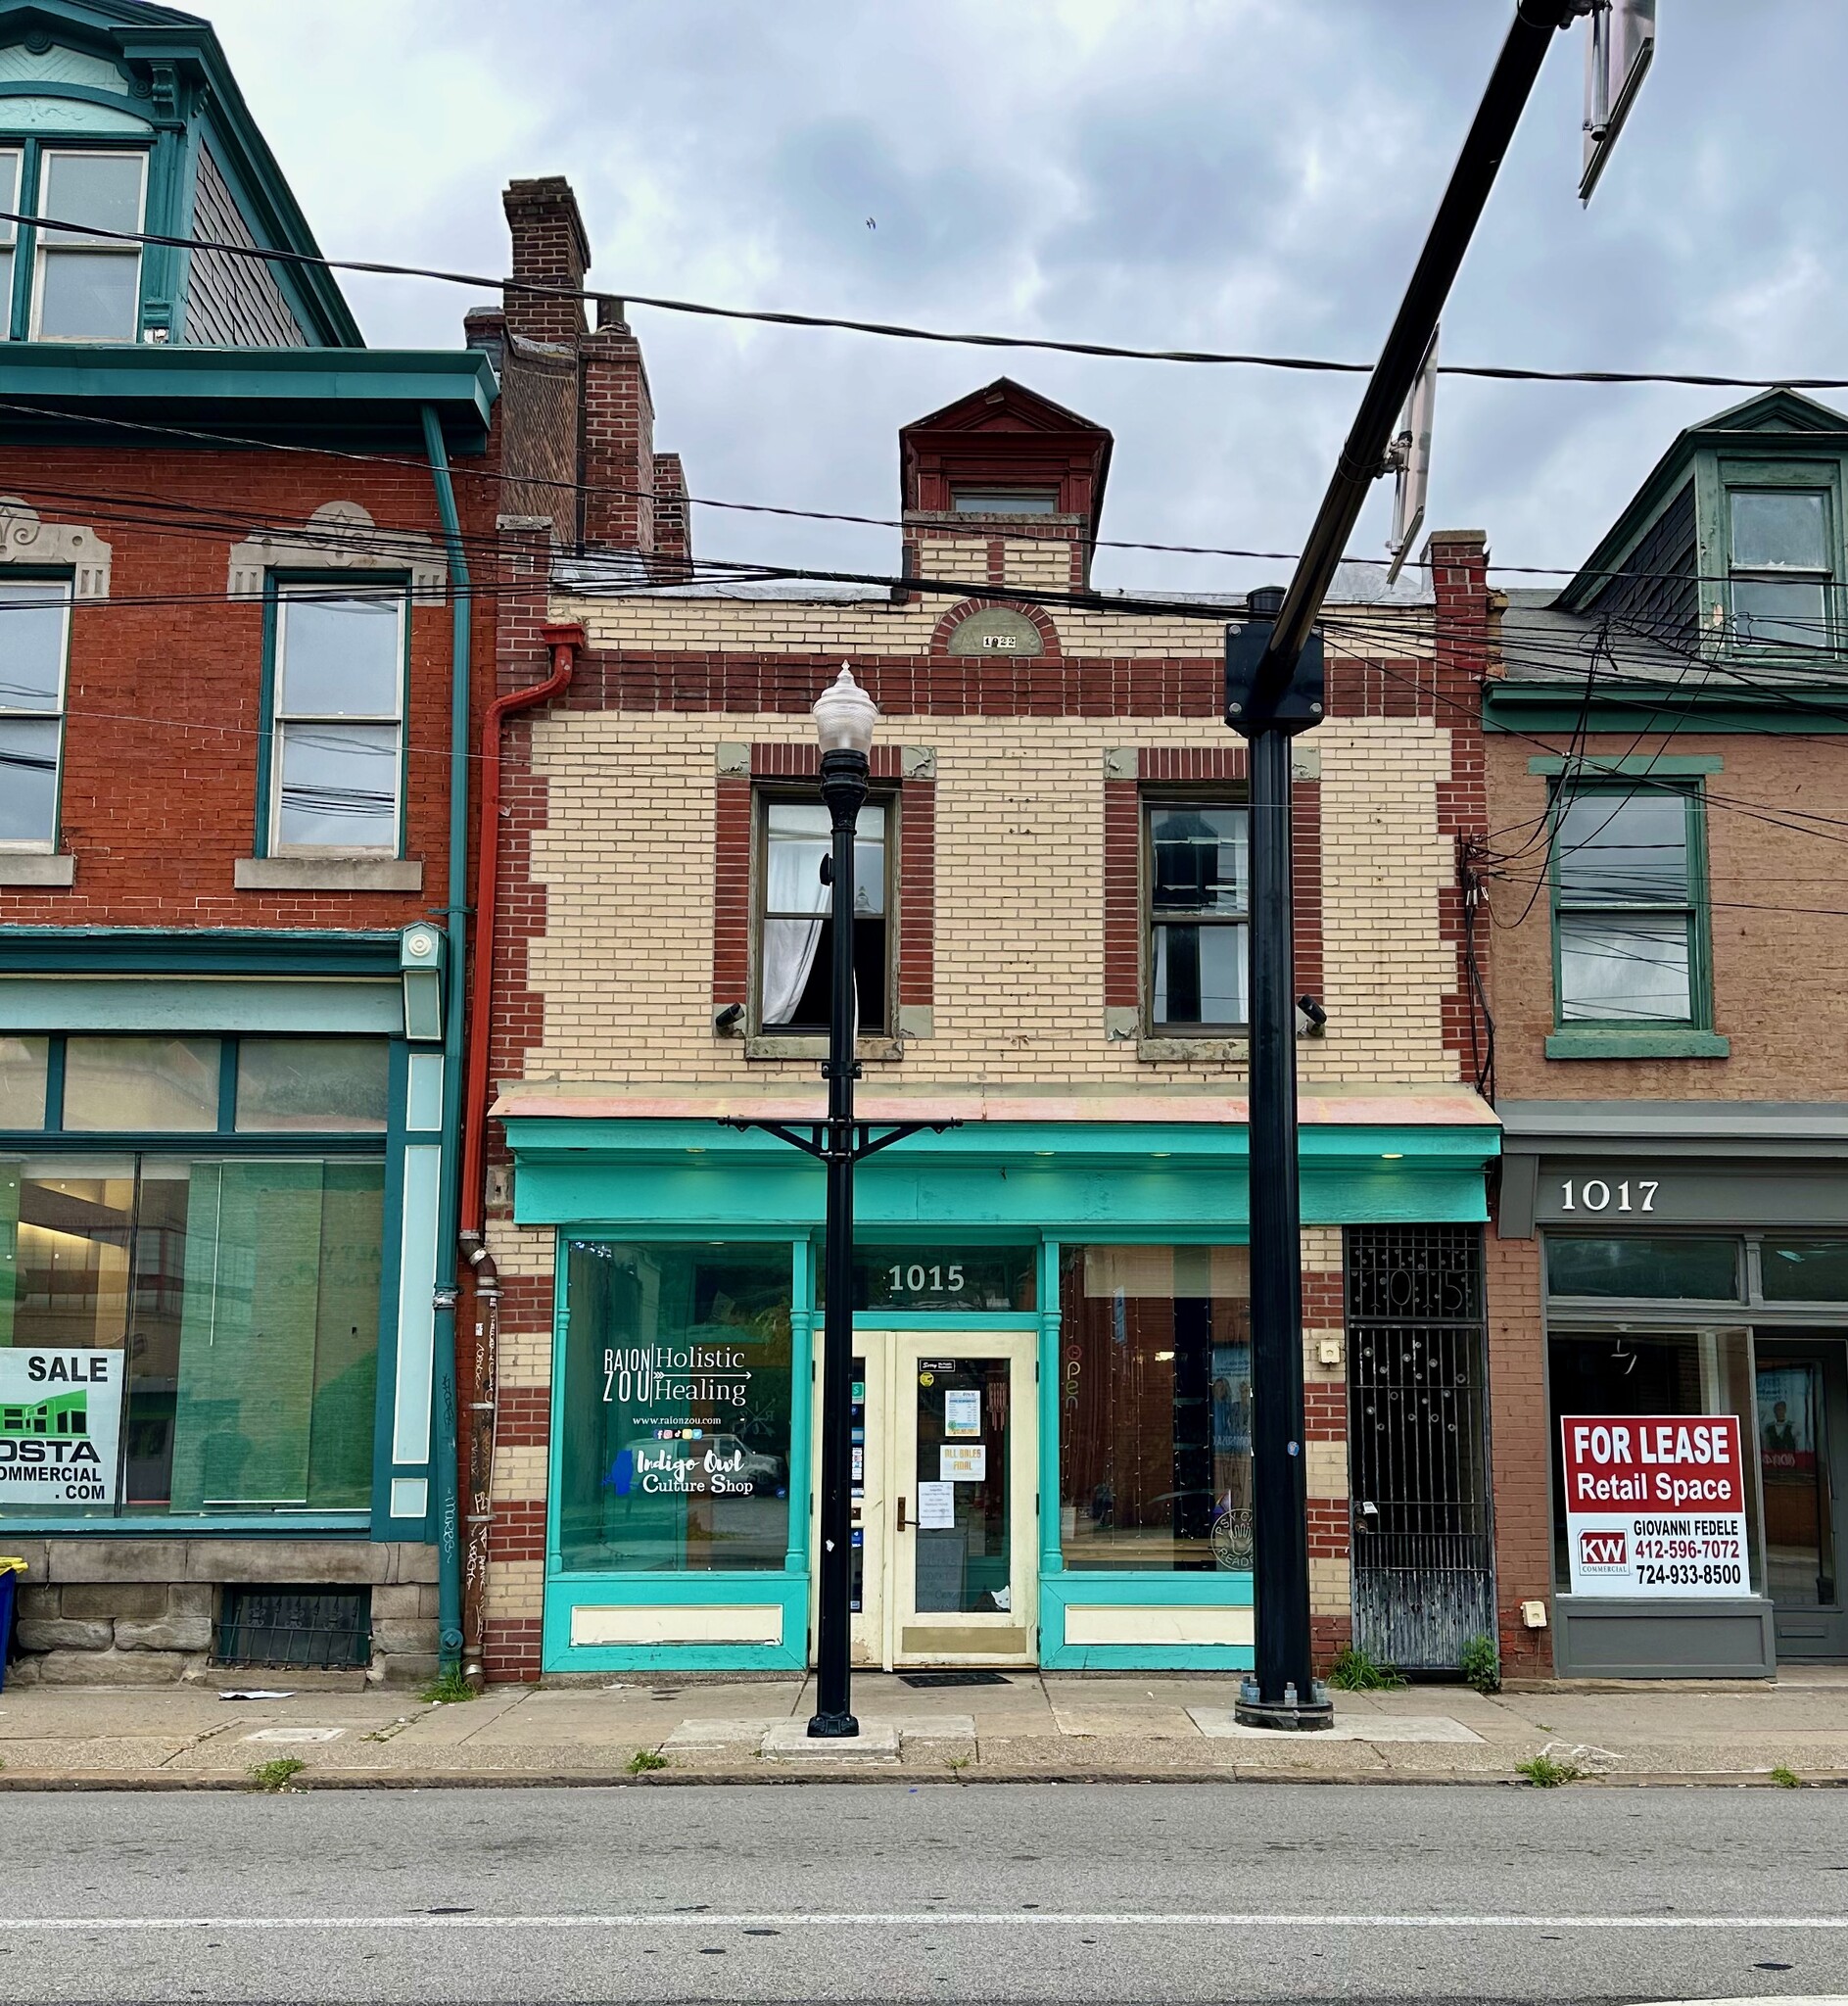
[0, 1783, 1845, 2005]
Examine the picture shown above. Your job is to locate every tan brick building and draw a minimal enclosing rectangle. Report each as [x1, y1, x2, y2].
[462, 180, 1501, 1684]
[1482, 390, 1848, 1678]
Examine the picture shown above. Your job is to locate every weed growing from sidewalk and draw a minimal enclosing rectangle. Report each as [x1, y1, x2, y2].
[1771, 1764, 1802, 1789]
[247, 1757, 307, 1792]
[1459, 1634, 1501, 1695]
[1516, 1754, 1582, 1788]
[420, 1668, 480, 1705]
[626, 1748, 669, 1774]
[1327, 1646, 1406, 1692]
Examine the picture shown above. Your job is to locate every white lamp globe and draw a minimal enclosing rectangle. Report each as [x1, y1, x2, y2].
[812, 664, 878, 756]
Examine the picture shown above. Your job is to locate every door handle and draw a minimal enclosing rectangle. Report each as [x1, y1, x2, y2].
[895, 1495, 908, 1532]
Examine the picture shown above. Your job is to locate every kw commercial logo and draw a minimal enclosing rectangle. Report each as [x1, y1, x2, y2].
[1578, 1529, 1629, 1570]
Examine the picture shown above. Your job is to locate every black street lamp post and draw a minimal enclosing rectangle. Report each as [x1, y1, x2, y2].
[1225, 0, 1580, 1731]
[725, 666, 952, 1739]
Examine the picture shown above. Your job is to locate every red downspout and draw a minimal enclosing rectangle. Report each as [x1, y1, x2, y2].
[458, 619, 583, 1688]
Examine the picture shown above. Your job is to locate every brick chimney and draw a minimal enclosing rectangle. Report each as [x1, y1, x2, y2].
[580, 296, 656, 554]
[653, 452, 692, 576]
[501, 177, 589, 346]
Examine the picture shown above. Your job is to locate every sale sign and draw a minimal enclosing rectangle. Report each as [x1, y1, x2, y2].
[1560, 1413, 1748, 1600]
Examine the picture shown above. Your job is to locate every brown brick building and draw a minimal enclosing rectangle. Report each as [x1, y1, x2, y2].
[1482, 390, 1848, 1677]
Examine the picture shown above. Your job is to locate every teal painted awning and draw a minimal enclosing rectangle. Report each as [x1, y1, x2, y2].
[502, 1098, 1499, 1234]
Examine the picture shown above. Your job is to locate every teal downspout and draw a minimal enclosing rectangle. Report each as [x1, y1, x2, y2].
[422, 403, 469, 1675]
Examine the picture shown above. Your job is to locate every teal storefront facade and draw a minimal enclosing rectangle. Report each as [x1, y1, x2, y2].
[502, 1094, 1500, 1677]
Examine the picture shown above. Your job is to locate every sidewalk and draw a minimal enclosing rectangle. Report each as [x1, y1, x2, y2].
[3, 1670, 1847, 1787]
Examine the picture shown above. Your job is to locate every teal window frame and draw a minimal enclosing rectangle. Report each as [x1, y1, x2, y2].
[0, 568, 71, 853]
[1, 1030, 398, 1533]
[0, 135, 149, 343]
[257, 574, 412, 861]
[1702, 456, 1846, 661]
[1545, 774, 1726, 1061]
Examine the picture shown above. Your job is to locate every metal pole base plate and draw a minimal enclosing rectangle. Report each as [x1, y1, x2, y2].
[807, 1711, 861, 1740]
[1233, 1680, 1335, 1732]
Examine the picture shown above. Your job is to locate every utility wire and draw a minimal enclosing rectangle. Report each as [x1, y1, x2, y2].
[6, 209, 1848, 393]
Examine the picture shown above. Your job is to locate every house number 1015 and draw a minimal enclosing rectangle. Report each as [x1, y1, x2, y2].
[1559, 1178, 1658, 1213]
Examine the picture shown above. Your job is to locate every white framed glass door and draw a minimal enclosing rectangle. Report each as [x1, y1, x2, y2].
[813, 1330, 1037, 1668]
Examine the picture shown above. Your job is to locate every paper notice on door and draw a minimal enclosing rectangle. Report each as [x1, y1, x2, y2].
[944, 1389, 982, 1438]
[940, 1443, 986, 1483]
[917, 1481, 956, 1529]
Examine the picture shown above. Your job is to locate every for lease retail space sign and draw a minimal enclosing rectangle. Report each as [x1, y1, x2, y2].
[0, 1349, 123, 1507]
[1561, 1413, 1747, 1599]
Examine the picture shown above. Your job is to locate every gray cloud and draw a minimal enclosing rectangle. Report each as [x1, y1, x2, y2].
[198, 0, 1848, 594]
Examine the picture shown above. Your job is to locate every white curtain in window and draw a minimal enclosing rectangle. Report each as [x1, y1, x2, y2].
[762, 836, 831, 1025]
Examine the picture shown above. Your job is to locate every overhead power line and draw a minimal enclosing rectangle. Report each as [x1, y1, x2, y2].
[5, 210, 1848, 393]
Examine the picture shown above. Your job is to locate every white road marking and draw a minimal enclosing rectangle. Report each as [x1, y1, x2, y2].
[0, 1912, 1844, 1933]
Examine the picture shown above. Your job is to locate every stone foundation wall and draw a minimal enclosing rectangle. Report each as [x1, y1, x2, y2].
[2, 1540, 440, 1687]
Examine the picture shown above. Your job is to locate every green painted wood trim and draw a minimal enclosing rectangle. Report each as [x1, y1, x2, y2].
[0, 928, 402, 976]
[507, 1122, 1498, 1233]
[371, 1037, 415, 1539]
[540, 1575, 810, 1675]
[1039, 1573, 1255, 1671]
[1545, 1027, 1731, 1060]
[849, 1311, 1040, 1330]
[1037, 1236, 1063, 1582]
[0, 1514, 370, 1536]
[1527, 754, 1723, 776]
[1488, 691, 1848, 735]
[0, 976, 402, 1032]
[0, 344, 496, 440]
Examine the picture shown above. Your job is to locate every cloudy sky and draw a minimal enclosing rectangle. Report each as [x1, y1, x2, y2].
[200, 0, 1847, 595]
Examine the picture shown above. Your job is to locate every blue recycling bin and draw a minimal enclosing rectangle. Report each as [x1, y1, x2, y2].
[0, 1558, 25, 1694]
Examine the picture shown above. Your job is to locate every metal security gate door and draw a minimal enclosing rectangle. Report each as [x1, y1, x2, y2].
[1346, 1226, 1494, 1672]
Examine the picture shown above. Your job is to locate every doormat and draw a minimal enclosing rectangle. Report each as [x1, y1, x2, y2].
[897, 1670, 1012, 1689]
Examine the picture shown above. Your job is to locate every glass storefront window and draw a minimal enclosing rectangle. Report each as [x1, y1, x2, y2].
[1546, 1236, 1741, 1301]
[0, 1037, 49, 1129]
[1, 1154, 382, 1516]
[1762, 1240, 1848, 1303]
[63, 1037, 220, 1133]
[234, 1039, 390, 1133]
[1058, 1244, 1253, 1573]
[559, 1241, 794, 1573]
[842, 1244, 1036, 1313]
[1547, 1326, 1762, 1593]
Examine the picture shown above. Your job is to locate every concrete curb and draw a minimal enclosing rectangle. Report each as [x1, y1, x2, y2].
[1, 1766, 1843, 1791]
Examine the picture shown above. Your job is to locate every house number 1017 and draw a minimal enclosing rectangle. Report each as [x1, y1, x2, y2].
[1559, 1178, 1658, 1213]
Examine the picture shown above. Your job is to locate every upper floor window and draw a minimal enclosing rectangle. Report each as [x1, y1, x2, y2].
[0, 576, 71, 850]
[756, 794, 889, 1034]
[0, 145, 145, 343]
[268, 586, 406, 854]
[951, 488, 1058, 514]
[1551, 783, 1707, 1027]
[1146, 799, 1248, 1032]
[1729, 486, 1838, 651]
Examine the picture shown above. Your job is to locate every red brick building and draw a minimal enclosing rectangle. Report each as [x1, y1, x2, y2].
[1, 0, 497, 1685]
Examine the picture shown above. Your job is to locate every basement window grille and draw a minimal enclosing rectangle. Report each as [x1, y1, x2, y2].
[214, 1587, 371, 1670]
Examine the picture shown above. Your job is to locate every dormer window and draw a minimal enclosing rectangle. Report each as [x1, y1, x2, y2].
[951, 488, 1059, 515]
[0, 143, 145, 343]
[1728, 485, 1837, 651]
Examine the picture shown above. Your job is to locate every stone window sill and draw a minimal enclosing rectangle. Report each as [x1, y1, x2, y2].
[1544, 1027, 1730, 1060]
[1136, 1035, 1249, 1064]
[0, 852, 74, 887]
[742, 1033, 905, 1063]
[235, 856, 424, 892]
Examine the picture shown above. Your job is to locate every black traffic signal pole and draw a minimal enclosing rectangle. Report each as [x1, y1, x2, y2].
[1226, 0, 1581, 1730]
[725, 747, 953, 1738]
